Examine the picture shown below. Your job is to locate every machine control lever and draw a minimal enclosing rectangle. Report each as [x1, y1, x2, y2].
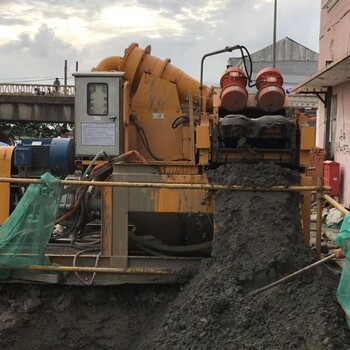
[108, 115, 117, 122]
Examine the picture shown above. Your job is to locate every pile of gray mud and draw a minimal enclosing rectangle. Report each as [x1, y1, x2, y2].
[0, 163, 349, 350]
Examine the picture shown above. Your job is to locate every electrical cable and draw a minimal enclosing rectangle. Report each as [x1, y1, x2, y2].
[238, 45, 255, 88]
[68, 205, 84, 242]
[81, 150, 108, 180]
[55, 150, 148, 226]
[62, 150, 149, 238]
[56, 151, 109, 225]
[130, 114, 163, 161]
[73, 248, 102, 285]
[65, 205, 81, 237]
[72, 234, 101, 248]
[91, 150, 148, 175]
[0, 75, 56, 80]
[1, 78, 73, 84]
[140, 129, 163, 160]
[56, 185, 88, 224]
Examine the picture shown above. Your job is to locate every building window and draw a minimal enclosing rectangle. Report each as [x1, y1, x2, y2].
[322, 0, 339, 11]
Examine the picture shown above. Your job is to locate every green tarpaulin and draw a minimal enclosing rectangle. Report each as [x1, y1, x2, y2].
[0, 173, 62, 279]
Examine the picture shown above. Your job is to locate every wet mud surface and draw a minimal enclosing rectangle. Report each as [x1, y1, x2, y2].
[0, 284, 179, 350]
[0, 163, 349, 349]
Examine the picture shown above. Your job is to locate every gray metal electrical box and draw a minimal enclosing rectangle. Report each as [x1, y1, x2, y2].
[73, 72, 125, 157]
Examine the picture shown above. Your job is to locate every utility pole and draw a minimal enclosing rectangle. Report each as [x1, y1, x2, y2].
[273, 0, 277, 68]
[75, 61, 79, 72]
[64, 60, 68, 86]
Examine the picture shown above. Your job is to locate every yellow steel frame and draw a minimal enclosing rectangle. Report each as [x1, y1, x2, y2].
[0, 146, 14, 224]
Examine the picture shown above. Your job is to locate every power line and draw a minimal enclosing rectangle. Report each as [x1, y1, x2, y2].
[0, 77, 74, 84]
[0, 76, 55, 80]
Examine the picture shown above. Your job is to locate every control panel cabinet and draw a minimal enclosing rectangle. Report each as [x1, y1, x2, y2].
[73, 72, 125, 157]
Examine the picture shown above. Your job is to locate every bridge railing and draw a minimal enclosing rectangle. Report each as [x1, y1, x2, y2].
[0, 84, 75, 96]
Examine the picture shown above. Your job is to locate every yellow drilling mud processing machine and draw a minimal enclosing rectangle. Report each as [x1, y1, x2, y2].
[0, 43, 316, 285]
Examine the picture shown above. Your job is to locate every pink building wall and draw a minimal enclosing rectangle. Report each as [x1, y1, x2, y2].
[316, 0, 350, 205]
[319, 0, 350, 69]
[333, 82, 350, 205]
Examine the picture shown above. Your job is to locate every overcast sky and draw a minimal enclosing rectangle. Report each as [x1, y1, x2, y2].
[0, 0, 321, 85]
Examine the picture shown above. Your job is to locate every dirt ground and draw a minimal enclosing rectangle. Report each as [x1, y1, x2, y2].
[0, 284, 180, 350]
[0, 163, 349, 350]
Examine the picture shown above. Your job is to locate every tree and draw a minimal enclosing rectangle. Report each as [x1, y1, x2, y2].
[0, 122, 74, 143]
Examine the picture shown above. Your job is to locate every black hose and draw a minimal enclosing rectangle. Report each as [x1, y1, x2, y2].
[132, 242, 169, 257]
[140, 129, 162, 161]
[239, 46, 255, 88]
[129, 230, 212, 253]
[130, 114, 163, 160]
[172, 116, 189, 129]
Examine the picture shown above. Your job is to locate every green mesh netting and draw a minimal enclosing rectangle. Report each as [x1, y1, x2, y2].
[336, 213, 350, 328]
[0, 173, 62, 279]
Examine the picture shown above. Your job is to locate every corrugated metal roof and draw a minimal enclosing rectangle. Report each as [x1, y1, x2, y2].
[249, 37, 318, 62]
[229, 37, 318, 67]
[228, 37, 319, 89]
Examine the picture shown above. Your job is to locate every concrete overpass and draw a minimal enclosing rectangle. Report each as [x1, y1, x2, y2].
[0, 84, 74, 122]
[0, 83, 318, 123]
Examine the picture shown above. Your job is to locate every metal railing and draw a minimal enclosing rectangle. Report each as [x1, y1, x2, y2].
[0, 177, 333, 192]
[0, 84, 75, 96]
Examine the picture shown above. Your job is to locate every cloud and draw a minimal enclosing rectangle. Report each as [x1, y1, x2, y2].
[0, 25, 75, 55]
[0, 25, 79, 83]
[0, 0, 320, 85]
[0, 16, 28, 26]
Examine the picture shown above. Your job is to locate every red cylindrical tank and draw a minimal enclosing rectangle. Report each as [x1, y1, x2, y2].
[256, 67, 285, 112]
[220, 67, 248, 112]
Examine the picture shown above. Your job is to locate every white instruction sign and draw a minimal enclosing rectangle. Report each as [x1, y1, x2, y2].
[153, 112, 164, 120]
[82, 122, 116, 146]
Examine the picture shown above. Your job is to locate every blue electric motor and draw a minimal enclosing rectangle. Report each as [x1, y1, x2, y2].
[14, 138, 75, 177]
